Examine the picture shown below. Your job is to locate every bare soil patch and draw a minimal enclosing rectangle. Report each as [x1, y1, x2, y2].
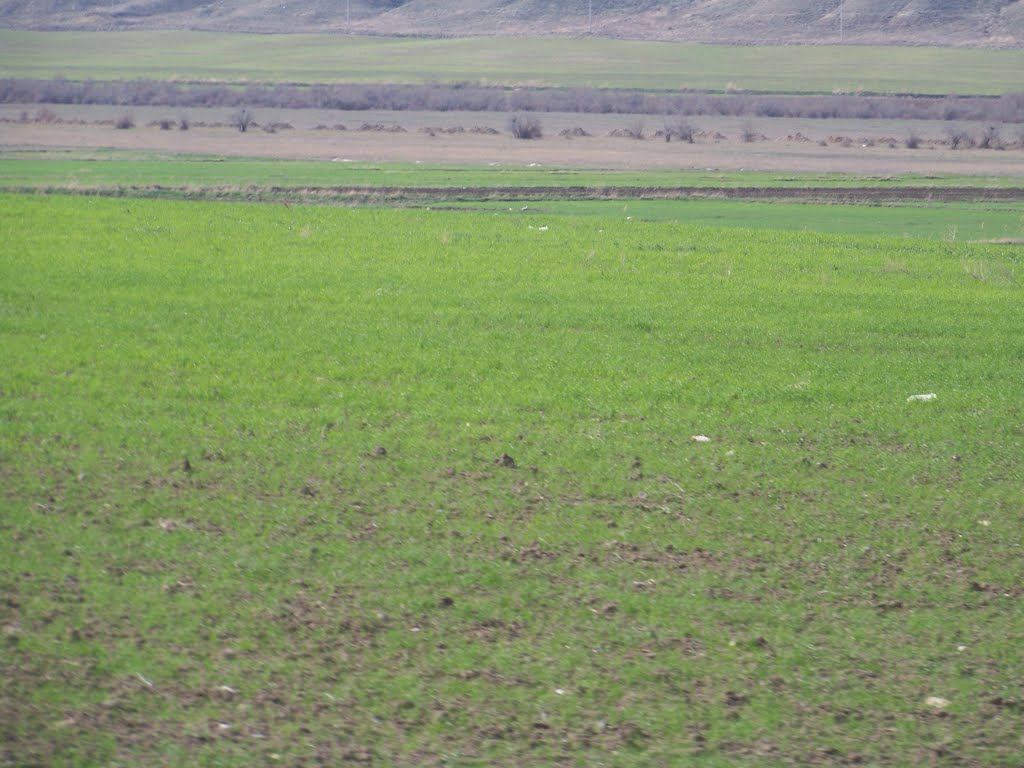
[3, 119, 1024, 177]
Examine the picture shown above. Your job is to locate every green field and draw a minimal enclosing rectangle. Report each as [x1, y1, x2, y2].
[4, 153, 1022, 190]
[2, 191, 1023, 766]
[3, 154, 1024, 242]
[454, 198, 1024, 241]
[3, 30, 1024, 94]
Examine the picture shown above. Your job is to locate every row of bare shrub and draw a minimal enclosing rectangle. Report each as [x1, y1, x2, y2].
[2, 78, 1022, 123]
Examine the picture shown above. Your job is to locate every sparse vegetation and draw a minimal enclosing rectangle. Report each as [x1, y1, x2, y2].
[978, 125, 1002, 149]
[509, 113, 542, 139]
[33, 106, 58, 123]
[229, 107, 256, 133]
[946, 126, 971, 149]
[675, 120, 697, 143]
[2, 78, 1022, 124]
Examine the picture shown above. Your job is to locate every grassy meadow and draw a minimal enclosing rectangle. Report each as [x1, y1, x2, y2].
[3, 154, 1021, 190]
[3, 30, 1024, 94]
[2, 191, 1023, 765]
[2, 154, 1023, 242]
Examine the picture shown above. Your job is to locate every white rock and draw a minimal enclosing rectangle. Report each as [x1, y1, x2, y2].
[907, 393, 937, 402]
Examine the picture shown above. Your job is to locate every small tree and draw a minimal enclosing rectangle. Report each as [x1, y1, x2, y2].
[945, 126, 970, 149]
[977, 125, 1001, 150]
[230, 108, 256, 133]
[740, 120, 758, 143]
[664, 118, 696, 143]
[509, 114, 542, 139]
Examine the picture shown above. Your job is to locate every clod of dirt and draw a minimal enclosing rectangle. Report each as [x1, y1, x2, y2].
[991, 696, 1022, 711]
[495, 453, 516, 468]
[439, 596, 454, 608]
[371, 446, 387, 458]
[725, 691, 750, 707]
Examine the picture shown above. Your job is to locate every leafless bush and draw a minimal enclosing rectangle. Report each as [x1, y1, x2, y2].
[157, 118, 174, 130]
[664, 118, 696, 143]
[262, 121, 294, 133]
[178, 116, 189, 130]
[904, 132, 921, 149]
[2, 77, 1022, 125]
[509, 113, 542, 139]
[34, 107, 58, 123]
[358, 122, 406, 132]
[114, 113, 134, 129]
[999, 92, 1024, 123]
[740, 121, 757, 143]
[977, 125, 1001, 150]
[230, 108, 256, 133]
[945, 126, 971, 149]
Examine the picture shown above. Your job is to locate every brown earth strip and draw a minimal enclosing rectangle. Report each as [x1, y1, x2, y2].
[6, 183, 1024, 206]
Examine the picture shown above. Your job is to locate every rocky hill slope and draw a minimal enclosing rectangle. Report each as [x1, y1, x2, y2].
[2, 0, 1021, 46]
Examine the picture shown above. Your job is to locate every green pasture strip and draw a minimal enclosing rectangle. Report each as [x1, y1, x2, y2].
[438, 198, 1024, 242]
[2, 193, 1022, 766]
[1, 154, 1021, 240]
[1, 153, 1019, 189]
[2, 30, 1023, 95]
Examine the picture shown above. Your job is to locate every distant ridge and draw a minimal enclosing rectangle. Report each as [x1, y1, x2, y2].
[1, 0, 1021, 46]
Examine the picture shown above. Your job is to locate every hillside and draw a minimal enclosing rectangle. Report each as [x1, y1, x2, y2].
[1, 0, 1022, 45]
